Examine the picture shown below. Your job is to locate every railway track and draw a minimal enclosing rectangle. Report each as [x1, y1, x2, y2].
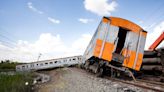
[136, 79, 164, 87]
[82, 65, 164, 92]
[106, 77, 164, 92]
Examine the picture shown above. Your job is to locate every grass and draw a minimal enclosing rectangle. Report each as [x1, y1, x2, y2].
[0, 60, 34, 92]
[0, 72, 34, 92]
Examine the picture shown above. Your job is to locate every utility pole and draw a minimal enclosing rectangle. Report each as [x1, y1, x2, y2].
[37, 53, 42, 62]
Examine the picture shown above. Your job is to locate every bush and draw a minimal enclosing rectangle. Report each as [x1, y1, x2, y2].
[0, 61, 18, 70]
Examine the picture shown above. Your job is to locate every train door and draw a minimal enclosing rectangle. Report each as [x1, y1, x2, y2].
[115, 28, 128, 54]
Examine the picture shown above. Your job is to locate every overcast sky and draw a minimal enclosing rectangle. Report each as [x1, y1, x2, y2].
[0, 0, 164, 62]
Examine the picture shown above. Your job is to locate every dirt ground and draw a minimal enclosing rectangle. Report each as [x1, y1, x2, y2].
[35, 67, 154, 92]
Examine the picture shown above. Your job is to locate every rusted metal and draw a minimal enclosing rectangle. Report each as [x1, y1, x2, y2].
[142, 48, 164, 75]
[142, 57, 161, 64]
[144, 51, 158, 57]
[149, 31, 164, 50]
[83, 16, 147, 71]
[141, 65, 163, 71]
[112, 53, 124, 63]
[106, 63, 126, 72]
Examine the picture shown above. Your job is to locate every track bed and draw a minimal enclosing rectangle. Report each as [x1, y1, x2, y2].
[35, 67, 158, 92]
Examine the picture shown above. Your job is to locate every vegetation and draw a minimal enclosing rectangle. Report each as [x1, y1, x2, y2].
[0, 60, 34, 92]
[0, 60, 20, 71]
[0, 72, 34, 92]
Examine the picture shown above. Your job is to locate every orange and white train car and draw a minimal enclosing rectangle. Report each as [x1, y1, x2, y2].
[83, 17, 147, 71]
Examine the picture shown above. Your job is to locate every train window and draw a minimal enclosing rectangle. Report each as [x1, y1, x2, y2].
[45, 63, 48, 65]
[54, 61, 57, 63]
[37, 64, 38, 66]
[50, 62, 53, 64]
[31, 64, 34, 67]
[40, 63, 43, 66]
[73, 58, 76, 60]
[69, 59, 71, 61]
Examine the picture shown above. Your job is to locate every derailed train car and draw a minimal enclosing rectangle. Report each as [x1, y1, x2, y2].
[83, 17, 147, 76]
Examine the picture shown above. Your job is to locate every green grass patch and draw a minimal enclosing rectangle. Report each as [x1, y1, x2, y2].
[0, 72, 34, 92]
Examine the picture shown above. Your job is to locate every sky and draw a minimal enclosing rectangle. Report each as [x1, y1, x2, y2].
[0, 0, 164, 62]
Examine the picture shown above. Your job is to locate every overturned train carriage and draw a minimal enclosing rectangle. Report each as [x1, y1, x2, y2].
[83, 17, 147, 74]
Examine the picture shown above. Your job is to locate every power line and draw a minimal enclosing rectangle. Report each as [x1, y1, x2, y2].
[0, 26, 19, 48]
[144, 14, 164, 31]
[0, 33, 17, 48]
[142, 2, 164, 24]
[141, 3, 164, 31]
[0, 27, 18, 41]
[0, 34, 17, 44]
[0, 40, 17, 48]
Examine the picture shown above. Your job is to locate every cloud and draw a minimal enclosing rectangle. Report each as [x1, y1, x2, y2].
[27, 2, 60, 25]
[71, 34, 92, 52]
[48, 17, 60, 24]
[78, 18, 93, 24]
[60, 34, 92, 57]
[0, 33, 92, 62]
[84, 0, 118, 16]
[27, 2, 43, 14]
[145, 21, 164, 50]
[0, 33, 67, 62]
[16, 33, 66, 53]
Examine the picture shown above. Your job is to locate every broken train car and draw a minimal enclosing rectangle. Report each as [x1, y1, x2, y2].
[83, 17, 147, 76]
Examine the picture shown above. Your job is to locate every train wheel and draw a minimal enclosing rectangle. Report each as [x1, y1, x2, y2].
[84, 60, 90, 70]
[96, 67, 104, 77]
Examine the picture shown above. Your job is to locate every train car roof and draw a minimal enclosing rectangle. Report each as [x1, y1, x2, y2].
[102, 16, 147, 35]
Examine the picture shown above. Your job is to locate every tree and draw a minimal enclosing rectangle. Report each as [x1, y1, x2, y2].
[5, 60, 10, 63]
[1, 60, 4, 63]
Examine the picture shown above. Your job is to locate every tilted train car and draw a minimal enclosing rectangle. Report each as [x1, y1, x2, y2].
[16, 55, 82, 71]
[83, 17, 147, 76]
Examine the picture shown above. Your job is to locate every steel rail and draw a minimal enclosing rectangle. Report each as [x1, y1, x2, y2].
[106, 77, 164, 92]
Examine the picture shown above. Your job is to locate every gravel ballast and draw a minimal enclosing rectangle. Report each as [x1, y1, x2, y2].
[36, 67, 154, 92]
